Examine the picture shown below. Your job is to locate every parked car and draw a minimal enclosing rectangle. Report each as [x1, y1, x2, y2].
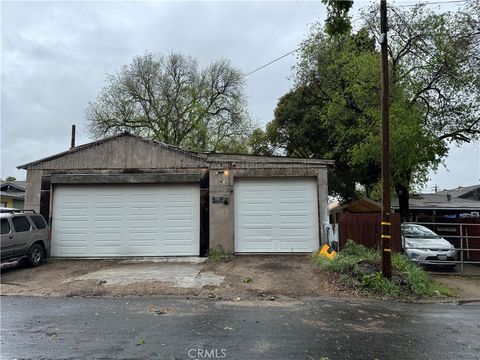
[402, 223, 456, 268]
[1, 209, 50, 266]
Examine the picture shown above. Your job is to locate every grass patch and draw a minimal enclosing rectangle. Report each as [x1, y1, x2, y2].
[313, 240, 454, 299]
[207, 245, 232, 262]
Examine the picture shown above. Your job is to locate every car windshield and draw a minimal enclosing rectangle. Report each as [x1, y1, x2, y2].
[403, 224, 440, 239]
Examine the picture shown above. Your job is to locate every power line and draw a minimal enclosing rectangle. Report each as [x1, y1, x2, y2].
[243, 17, 361, 78]
[397, 0, 467, 7]
[242, 0, 469, 79]
[243, 46, 304, 78]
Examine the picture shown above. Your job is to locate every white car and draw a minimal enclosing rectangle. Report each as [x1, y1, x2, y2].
[402, 224, 457, 268]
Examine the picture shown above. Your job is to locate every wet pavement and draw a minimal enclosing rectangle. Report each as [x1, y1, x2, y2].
[1, 296, 479, 360]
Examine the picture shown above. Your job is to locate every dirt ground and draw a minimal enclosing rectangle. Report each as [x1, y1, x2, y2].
[201, 255, 350, 300]
[432, 274, 480, 300]
[0, 256, 347, 300]
[1, 256, 478, 301]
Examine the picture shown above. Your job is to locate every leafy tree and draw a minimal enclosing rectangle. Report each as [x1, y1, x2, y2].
[87, 52, 252, 152]
[322, 0, 354, 36]
[362, 2, 480, 143]
[361, 2, 480, 218]
[250, 29, 384, 201]
[251, 26, 447, 216]
[5, 176, 16, 181]
[252, 2, 479, 219]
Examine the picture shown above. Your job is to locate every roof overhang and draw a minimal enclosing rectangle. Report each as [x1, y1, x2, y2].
[50, 173, 202, 185]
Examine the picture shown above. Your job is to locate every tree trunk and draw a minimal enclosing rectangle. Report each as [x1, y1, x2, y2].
[394, 183, 410, 222]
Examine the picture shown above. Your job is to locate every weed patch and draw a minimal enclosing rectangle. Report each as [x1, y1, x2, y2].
[207, 245, 232, 262]
[313, 240, 453, 299]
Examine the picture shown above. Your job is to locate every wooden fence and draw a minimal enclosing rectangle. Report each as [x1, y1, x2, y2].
[337, 213, 402, 252]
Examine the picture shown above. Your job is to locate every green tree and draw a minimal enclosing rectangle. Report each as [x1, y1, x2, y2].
[5, 176, 16, 181]
[253, 2, 479, 219]
[251, 29, 384, 201]
[322, 0, 354, 36]
[251, 26, 448, 217]
[362, 2, 480, 143]
[87, 52, 252, 152]
[361, 2, 480, 218]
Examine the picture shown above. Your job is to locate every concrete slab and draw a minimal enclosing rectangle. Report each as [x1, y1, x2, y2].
[119, 257, 207, 264]
[73, 263, 224, 288]
[51, 257, 207, 264]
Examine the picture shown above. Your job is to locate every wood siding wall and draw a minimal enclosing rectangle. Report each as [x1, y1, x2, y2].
[28, 136, 206, 170]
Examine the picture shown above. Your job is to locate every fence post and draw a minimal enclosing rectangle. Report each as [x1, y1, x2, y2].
[460, 224, 464, 275]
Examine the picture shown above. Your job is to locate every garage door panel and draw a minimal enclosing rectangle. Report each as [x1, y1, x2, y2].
[130, 193, 160, 201]
[166, 207, 194, 215]
[278, 228, 310, 236]
[278, 244, 312, 252]
[94, 220, 122, 227]
[52, 184, 199, 257]
[95, 210, 122, 217]
[58, 247, 87, 256]
[242, 215, 272, 225]
[235, 178, 319, 253]
[279, 217, 310, 224]
[243, 187, 271, 194]
[94, 232, 122, 239]
[238, 240, 274, 252]
[58, 208, 89, 217]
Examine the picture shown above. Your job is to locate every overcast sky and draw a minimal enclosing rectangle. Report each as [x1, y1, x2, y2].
[1, 0, 478, 192]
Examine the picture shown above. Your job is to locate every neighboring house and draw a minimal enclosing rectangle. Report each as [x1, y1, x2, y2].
[435, 185, 480, 201]
[329, 186, 479, 222]
[329, 197, 381, 224]
[392, 185, 480, 221]
[18, 133, 333, 257]
[0, 181, 26, 209]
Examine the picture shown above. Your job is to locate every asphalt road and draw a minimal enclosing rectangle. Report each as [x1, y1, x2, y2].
[1, 296, 479, 360]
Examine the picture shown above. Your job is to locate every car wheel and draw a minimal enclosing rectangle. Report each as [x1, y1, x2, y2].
[27, 244, 44, 267]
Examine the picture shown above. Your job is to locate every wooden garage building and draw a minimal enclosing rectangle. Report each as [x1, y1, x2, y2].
[18, 133, 332, 257]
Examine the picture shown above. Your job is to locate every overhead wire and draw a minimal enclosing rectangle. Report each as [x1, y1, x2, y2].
[242, 0, 468, 78]
[243, 17, 361, 78]
[396, 0, 467, 7]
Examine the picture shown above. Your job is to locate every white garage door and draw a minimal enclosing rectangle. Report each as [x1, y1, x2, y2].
[234, 178, 319, 253]
[52, 184, 199, 257]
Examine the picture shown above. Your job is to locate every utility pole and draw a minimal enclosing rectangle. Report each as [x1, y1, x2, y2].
[380, 0, 392, 279]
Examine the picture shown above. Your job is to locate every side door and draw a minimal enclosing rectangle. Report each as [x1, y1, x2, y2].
[1, 218, 14, 260]
[11, 215, 34, 256]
